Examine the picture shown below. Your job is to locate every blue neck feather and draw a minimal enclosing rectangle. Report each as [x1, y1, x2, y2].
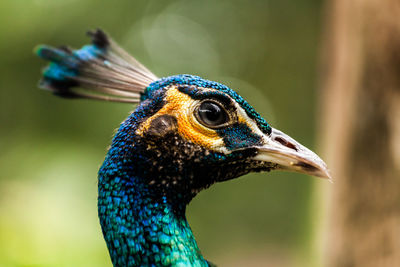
[98, 173, 207, 266]
[97, 93, 209, 266]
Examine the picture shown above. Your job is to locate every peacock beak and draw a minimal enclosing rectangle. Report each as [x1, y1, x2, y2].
[253, 127, 331, 179]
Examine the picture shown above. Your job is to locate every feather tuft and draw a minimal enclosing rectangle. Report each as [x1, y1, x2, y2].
[36, 29, 157, 103]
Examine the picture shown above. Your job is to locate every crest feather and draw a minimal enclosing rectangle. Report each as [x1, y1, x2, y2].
[36, 29, 157, 103]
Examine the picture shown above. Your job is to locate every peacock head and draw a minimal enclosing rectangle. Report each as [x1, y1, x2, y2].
[37, 29, 330, 202]
[124, 74, 330, 198]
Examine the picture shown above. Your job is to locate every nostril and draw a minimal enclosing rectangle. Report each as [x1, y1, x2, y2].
[275, 137, 298, 151]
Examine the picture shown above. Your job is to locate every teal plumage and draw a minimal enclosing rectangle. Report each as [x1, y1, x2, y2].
[36, 29, 330, 267]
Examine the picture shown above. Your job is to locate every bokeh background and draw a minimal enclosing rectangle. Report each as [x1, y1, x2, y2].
[3, 0, 398, 267]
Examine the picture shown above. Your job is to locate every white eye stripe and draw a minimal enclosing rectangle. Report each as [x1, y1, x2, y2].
[233, 101, 268, 143]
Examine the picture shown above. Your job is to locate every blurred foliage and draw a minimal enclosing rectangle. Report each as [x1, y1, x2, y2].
[0, 0, 324, 266]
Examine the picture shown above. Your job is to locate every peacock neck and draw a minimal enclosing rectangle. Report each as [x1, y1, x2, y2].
[98, 166, 208, 267]
[96, 97, 212, 266]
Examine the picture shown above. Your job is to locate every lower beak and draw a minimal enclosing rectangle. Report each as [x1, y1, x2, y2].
[253, 127, 331, 179]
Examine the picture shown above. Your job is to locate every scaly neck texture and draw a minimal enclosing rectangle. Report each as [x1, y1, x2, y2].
[97, 96, 209, 266]
[98, 173, 207, 266]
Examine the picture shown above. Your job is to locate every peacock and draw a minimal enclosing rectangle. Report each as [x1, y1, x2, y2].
[36, 29, 330, 267]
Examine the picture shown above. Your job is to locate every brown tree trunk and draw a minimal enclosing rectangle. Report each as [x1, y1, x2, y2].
[319, 0, 400, 266]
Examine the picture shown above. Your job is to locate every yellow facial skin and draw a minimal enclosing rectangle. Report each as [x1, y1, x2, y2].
[136, 85, 265, 153]
[136, 86, 225, 151]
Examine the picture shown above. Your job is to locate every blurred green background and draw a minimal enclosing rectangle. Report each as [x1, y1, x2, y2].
[0, 0, 326, 266]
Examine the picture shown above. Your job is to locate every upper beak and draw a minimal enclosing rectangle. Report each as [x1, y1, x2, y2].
[253, 127, 331, 179]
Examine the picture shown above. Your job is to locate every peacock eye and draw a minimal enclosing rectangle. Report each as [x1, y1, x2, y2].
[196, 101, 229, 128]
